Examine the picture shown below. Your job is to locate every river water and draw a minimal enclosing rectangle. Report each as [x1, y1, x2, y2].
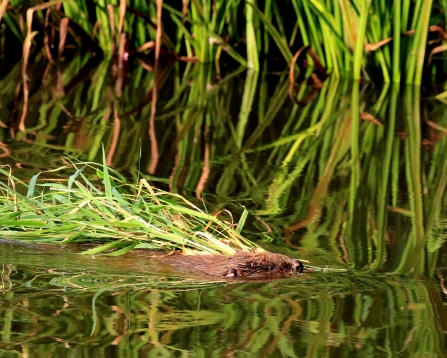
[1, 60, 447, 356]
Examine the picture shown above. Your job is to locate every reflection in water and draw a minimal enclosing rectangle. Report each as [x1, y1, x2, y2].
[1, 59, 446, 274]
[1, 58, 447, 356]
[1, 244, 447, 357]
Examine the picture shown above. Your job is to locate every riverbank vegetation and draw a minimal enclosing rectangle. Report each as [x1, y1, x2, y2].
[0, 0, 445, 84]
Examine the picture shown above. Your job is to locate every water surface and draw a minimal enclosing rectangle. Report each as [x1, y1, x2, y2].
[1, 59, 447, 356]
[2, 240, 446, 357]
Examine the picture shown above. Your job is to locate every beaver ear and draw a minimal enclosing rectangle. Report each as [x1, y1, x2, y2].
[293, 260, 304, 274]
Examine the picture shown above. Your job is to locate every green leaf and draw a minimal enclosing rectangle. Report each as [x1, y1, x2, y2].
[235, 207, 248, 234]
[81, 241, 127, 255]
[27, 172, 41, 198]
[106, 243, 139, 256]
[0, 219, 48, 227]
[101, 145, 113, 199]
[248, 2, 293, 64]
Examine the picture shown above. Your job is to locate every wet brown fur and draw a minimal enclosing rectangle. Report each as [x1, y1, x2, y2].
[162, 251, 304, 277]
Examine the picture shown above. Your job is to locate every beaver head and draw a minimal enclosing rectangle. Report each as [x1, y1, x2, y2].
[292, 259, 305, 274]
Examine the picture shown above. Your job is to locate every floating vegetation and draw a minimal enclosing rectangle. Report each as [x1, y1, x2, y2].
[0, 152, 260, 256]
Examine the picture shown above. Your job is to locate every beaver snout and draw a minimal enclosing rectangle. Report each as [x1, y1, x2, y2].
[293, 259, 305, 274]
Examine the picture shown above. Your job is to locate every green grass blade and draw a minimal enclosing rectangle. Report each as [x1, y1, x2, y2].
[27, 172, 41, 198]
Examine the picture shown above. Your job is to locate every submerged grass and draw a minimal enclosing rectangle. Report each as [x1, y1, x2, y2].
[0, 153, 260, 256]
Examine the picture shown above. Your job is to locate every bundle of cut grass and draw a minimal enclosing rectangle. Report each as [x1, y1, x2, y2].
[0, 155, 260, 257]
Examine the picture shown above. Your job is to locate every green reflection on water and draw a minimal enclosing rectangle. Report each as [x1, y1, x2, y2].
[1, 61, 447, 273]
[1, 59, 447, 356]
[1, 240, 447, 357]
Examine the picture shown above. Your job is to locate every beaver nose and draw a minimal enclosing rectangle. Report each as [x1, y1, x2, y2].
[295, 261, 304, 273]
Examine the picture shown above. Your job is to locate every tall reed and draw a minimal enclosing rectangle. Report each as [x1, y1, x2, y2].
[1, 0, 443, 83]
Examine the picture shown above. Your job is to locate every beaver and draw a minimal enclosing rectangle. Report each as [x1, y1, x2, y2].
[162, 251, 304, 277]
